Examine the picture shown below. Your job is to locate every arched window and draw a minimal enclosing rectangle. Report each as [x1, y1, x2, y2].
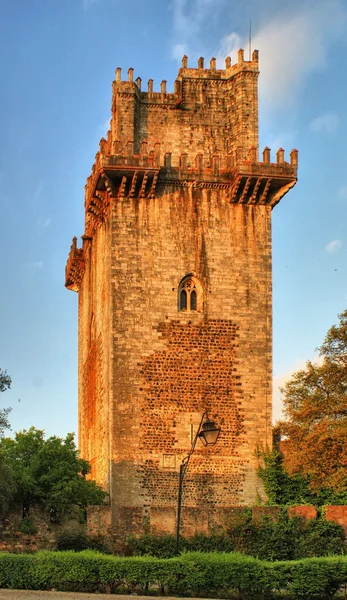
[178, 275, 202, 312]
[190, 289, 197, 311]
[179, 289, 187, 310]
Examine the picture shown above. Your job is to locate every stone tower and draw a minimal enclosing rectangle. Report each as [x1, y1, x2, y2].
[65, 50, 297, 536]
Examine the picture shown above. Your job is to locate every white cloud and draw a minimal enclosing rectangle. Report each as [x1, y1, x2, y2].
[338, 185, 347, 199]
[83, 0, 100, 9]
[171, 0, 347, 112]
[310, 112, 339, 133]
[216, 32, 242, 67]
[171, 0, 224, 61]
[37, 216, 51, 230]
[325, 239, 342, 253]
[273, 372, 288, 424]
[172, 43, 188, 61]
[34, 181, 44, 201]
[252, 2, 345, 111]
[273, 356, 322, 423]
[26, 261, 43, 270]
[99, 118, 111, 138]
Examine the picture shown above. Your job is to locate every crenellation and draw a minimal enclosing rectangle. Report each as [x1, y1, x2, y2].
[263, 146, 271, 164]
[238, 48, 244, 64]
[276, 148, 284, 164]
[290, 148, 299, 166]
[127, 67, 134, 82]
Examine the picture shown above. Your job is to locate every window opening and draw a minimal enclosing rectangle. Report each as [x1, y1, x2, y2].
[190, 289, 197, 311]
[178, 276, 201, 312]
[179, 289, 187, 310]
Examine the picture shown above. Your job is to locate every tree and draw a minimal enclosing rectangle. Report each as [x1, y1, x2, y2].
[0, 427, 107, 515]
[0, 368, 11, 436]
[279, 310, 347, 493]
[258, 445, 347, 506]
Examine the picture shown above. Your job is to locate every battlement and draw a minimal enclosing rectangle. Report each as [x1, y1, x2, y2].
[108, 48, 260, 163]
[76, 47, 297, 238]
[65, 236, 85, 292]
[112, 49, 259, 100]
[80, 142, 297, 231]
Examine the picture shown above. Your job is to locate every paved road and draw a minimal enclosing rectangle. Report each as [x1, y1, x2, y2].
[0, 592, 216, 600]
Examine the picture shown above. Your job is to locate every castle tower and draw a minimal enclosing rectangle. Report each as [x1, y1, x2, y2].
[66, 50, 297, 536]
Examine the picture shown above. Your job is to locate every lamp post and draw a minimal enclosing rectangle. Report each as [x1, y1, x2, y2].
[175, 411, 221, 554]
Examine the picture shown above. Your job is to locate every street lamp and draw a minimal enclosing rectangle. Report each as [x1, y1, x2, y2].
[176, 411, 221, 554]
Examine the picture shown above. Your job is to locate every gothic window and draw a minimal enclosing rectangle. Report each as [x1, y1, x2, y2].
[190, 289, 197, 311]
[178, 276, 202, 312]
[179, 289, 187, 310]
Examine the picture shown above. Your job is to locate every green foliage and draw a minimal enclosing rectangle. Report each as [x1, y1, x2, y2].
[258, 447, 347, 506]
[258, 447, 312, 505]
[17, 517, 38, 535]
[124, 532, 235, 558]
[0, 368, 11, 437]
[124, 513, 345, 562]
[0, 451, 15, 515]
[297, 519, 346, 559]
[0, 427, 107, 515]
[0, 370, 13, 514]
[124, 533, 177, 558]
[275, 557, 347, 600]
[55, 526, 111, 553]
[0, 550, 347, 598]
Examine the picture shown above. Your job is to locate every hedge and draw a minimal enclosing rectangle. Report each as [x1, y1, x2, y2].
[123, 516, 346, 560]
[0, 551, 347, 598]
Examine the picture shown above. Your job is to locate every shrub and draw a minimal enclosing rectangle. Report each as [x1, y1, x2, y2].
[298, 519, 345, 558]
[124, 534, 176, 558]
[55, 526, 110, 553]
[17, 517, 38, 535]
[124, 513, 345, 562]
[0, 554, 38, 589]
[275, 557, 347, 599]
[1, 550, 347, 598]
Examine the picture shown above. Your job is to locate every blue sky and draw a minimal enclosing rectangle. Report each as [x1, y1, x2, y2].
[1, 0, 347, 437]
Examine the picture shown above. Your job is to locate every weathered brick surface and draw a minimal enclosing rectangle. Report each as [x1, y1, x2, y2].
[288, 505, 317, 520]
[252, 506, 283, 524]
[0, 505, 75, 553]
[87, 506, 112, 536]
[66, 50, 298, 536]
[325, 506, 347, 530]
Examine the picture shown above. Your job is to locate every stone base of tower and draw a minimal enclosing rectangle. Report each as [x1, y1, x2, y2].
[86, 496, 270, 545]
[96, 458, 267, 540]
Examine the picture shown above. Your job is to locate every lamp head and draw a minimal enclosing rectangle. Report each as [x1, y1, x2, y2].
[198, 417, 221, 446]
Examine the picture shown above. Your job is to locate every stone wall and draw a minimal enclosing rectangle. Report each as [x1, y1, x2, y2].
[325, 506, 347, 531]
[0, 506, 63, 553]
[1, 504, 346, 552]
[86, 505, 347, 539]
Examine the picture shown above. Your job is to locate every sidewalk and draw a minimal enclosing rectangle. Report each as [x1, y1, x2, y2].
[0, 592, 215, 600]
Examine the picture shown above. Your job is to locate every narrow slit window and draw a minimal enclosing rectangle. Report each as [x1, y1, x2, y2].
[190, 289, 197, 311]
[179, 289, 187, 310]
